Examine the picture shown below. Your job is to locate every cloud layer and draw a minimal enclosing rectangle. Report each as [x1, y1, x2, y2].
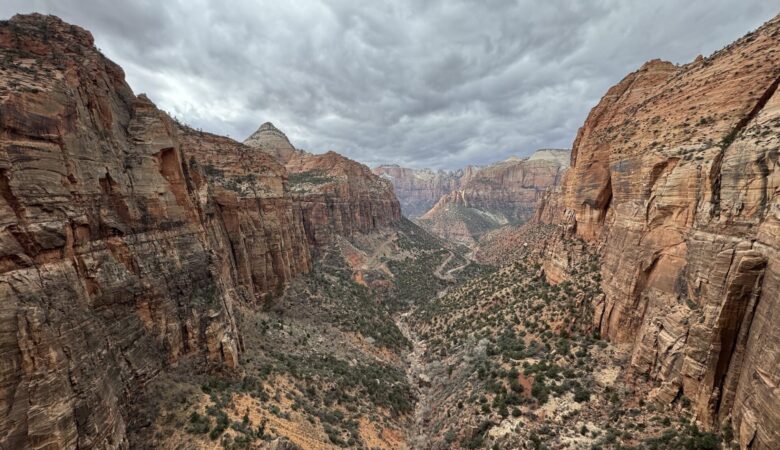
[2, 1, 777, 168]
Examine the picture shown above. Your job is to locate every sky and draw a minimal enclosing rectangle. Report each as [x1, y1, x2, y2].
[2, 1, 778, 169]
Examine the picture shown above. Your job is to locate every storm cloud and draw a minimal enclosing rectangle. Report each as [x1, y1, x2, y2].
[2, 1, 777, 168]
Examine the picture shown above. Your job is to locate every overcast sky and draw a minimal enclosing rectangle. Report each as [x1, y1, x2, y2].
[2, 1, 777, 169]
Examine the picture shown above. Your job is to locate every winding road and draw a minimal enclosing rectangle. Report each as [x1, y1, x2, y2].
[433, 250, 475, 282]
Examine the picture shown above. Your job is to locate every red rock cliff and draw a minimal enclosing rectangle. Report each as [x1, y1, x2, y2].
[244, 130, 402, 246]
[0, 14, 245, 448]
[432, 152, 567, 221]
[537, 15, 780, 449]
[0, 14, 400, 449]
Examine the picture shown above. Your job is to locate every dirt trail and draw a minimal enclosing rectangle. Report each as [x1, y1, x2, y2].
[432, 250, 475, 299]
[447, 249, 475, 276]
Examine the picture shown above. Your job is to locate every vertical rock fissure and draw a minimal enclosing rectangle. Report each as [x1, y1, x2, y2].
[711, 254, 767, 419]
[0, 169, 24, 222]
[0, 168, 41, 258]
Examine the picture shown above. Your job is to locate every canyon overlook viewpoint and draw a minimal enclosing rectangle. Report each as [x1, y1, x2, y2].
[1, 4, 779, 450]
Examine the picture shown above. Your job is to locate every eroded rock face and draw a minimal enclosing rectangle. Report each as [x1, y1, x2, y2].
[286, 151, 402, 245]
[537, 15, 780, 449]
[244, 131, 402, 246]
[373, 153, 570, 222]
[0, 14, 400, 449]
[372, 165, 473, 217]
[418, 150, 568, 245]
[0, 15, 242, 448]
[178, 128, 312, 298]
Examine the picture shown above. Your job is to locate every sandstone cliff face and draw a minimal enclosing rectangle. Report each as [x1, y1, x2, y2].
[286, 152, 402, 246]
[537, 16, 780, 449]
[244, 132, 402, 247]
[372, 165, 475, 217]
[419, 150, 568, 245]
[0, 15, 242, 448]
[0, 14, 399, 449]
[178, 128, 312, 298]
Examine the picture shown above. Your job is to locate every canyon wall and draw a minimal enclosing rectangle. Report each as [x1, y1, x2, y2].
[0, 14, 399, 449]
[244, 125, 402, 246]
[418, 149, 568, 245]
[374, 150, 567, 220]
[285, 151, 402, 246]
[372, 164, 476, 217]
[537, 15, 780, 449]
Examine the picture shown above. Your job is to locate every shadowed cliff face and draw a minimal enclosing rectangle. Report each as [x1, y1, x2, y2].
[0, 15, 241, 447]
[0, 14, 400, 449]
[537, 14, 780, 449]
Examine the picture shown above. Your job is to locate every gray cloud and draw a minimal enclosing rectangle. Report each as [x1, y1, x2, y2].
[2, 1, 777, 169]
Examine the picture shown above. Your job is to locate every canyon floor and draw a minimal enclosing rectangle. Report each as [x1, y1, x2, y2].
[132, 221, 729, 450]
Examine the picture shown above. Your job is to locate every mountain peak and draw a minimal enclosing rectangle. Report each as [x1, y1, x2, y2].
[257, 121, 279, 132]
[243, 121, 298, 164]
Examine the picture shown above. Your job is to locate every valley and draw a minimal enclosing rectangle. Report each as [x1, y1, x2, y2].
[1, 9, 779, 450]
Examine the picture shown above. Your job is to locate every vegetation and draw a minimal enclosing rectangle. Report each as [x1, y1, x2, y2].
[133, 221, 732, 449]
[288, 170, 334, 186]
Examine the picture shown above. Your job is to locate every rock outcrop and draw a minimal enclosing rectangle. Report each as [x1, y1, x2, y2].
[418, 149, 568, 245]
[285, 151, 402, 246]
[243, 128, 402, 247]
[536, 15, 780, 449]
[0, 14, 400, 449]
[372, 165, 477, 217]
[178, 128, 312, 297]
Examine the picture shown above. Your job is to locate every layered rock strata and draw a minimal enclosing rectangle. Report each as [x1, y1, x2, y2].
[243, 121, 302, 165]
[536, 15, 780, 449]
[372, 165, 477, 217]
[418, 149, 568, 245]
[244, 133, 402, 247]
[0, 14, 399, 449]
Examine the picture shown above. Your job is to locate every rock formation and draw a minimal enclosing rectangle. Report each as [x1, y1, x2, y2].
[244, 128, 402, 247]
[243, 121, 301, 164]
[178, 127, 312, 297]
[0, 15, 241, 448]
[0, 14, 400, 449]
[372, 165, 477, 217]
[536, 15, 780, 449]
[418, 149, 568, 245]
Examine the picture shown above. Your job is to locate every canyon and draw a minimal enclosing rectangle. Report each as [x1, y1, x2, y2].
[0, 10, 779, 450]
[373, 149, 568, 228]
[416, 149, 569, 245]
[372, 165, 476, 218]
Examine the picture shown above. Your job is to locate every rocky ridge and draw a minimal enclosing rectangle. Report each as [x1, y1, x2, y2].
[535, 14, 780, 449]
